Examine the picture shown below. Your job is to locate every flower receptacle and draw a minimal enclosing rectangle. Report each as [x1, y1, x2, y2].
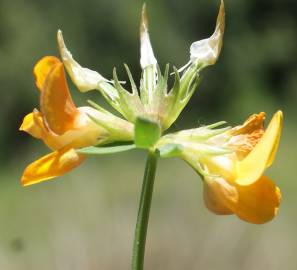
[134, 117, 161, 149]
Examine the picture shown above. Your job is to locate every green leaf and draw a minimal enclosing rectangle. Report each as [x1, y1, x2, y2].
[77, 142, 136, 155]
[135, 117, 161, 149]
[157, 143, 183, 158]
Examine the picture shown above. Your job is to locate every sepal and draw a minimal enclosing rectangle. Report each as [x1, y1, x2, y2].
[85, 102, 134, 142]
[77, 142, 136, 155]
[156, 143, 184, 158]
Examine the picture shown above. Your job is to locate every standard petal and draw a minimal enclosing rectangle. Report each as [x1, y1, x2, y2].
[190, 0, 225, 66]
[21, 148, 85, 186]
[203, 177, 236, 215]
[230, 176, 281, 224]
[33, 56, 61, 91]
[236, 111, 283, 185]
[40, 62, 79, 135]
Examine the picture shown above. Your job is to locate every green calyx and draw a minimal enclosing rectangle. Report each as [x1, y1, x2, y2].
[95, 62, 202, 132]
[156, 121, 233, 158]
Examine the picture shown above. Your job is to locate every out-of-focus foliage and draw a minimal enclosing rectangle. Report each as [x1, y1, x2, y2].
[0, 0, 297, 269]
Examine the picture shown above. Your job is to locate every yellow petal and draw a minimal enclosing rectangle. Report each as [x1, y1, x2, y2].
[229, 176, 281, 224]
[19, 111, 43, 139]
[236, 111, 283, 185]
[21, 148, 85, 186]
[40, 62, 79, 135]
[266, 112, 283, 167]
[203, 177, 235, 215]
[33, 56, 61, 91]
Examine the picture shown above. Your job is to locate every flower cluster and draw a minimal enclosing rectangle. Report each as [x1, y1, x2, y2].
[20, 0, 282, 224]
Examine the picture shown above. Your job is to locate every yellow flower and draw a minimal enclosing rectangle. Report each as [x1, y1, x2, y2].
[20, 56, 133, 186]
[157, 111, 283, 224]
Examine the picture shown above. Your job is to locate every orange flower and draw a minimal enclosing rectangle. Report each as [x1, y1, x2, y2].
[201, 111, 283, 224]
[157, 111, 283, 224]
[20, 56, 132, 186]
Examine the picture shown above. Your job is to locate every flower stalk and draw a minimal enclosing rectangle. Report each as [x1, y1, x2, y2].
[132, 150, 158, 270]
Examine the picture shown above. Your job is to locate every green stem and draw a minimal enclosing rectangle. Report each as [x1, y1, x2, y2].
[132, 150, 158, 270]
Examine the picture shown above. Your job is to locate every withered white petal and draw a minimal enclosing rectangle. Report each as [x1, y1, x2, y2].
[57, 30, 111, 93]
[190, 0, 225, 67]
[140, 4, 157, 69]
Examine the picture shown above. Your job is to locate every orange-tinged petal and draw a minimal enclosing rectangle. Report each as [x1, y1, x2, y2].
[203, 175, 281, 224]
[32, 109, 48, 134]
[227, 112, 265, 160]
[203, 177, 235, 215]
[236, 111, 283, 186]
[21, 148, 85, 186]
[230, 112, 265, 136]
[34, 56, 61, 91]
[40, 62, 79, 135]
[229, 176, 281, 224]
[20, 107, 106, 151]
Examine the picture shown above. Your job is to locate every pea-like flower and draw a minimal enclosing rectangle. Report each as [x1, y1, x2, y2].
[20, 0, 283, 226]
[157, 111, 283, 224]
[20, 57, 133, 186]
[19, 2, 284, 269]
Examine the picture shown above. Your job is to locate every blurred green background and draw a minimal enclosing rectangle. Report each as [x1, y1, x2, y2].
[0, 0, 297, 269]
